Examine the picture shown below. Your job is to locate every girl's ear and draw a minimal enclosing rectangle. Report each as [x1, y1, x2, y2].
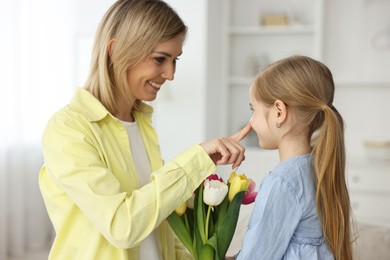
[274, 99, 287, 126]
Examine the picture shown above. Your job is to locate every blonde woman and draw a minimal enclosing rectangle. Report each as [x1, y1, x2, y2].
[232, 55, 352, 260]
[39, 0, 251, 259]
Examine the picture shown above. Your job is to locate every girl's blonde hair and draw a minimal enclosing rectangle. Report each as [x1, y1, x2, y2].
[253, 55, 352, 260]
[84, 0, 187, 113]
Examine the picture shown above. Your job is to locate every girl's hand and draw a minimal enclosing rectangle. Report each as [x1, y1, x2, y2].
[200, 123, 252, 169]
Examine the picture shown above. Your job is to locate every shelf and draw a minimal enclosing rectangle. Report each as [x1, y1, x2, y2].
[229, 25, 316, 35]
[219, 0, 324, 136]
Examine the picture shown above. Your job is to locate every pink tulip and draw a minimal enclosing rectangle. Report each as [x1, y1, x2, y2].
[242, 179, 257, 205]
[206, 173, 224, 182]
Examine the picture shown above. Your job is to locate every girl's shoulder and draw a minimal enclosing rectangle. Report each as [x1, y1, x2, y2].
[270, 154, 311, 180]
[266, 154, 315, 201]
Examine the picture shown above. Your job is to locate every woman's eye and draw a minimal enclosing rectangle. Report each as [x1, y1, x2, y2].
[154, 57, 166, 64]
[154, 57, 179, 64]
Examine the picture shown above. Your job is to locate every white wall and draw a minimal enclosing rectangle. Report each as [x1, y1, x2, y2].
[323, 0, 390, 160]
[153, 0, 209, 161]
[324, 0, 390, 82]
[74, 0, 115, 86]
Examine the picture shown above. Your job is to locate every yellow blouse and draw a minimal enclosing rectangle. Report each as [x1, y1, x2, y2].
[39, 88, 215, 259]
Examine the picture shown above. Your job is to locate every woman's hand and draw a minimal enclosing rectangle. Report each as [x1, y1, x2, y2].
[200, 123, 252, 169]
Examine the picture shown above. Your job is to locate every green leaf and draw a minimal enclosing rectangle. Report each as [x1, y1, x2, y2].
[206, 235, 218, 256]
[193, 188, 204, 258]
[186, 208, 195, 234]
[194, 222, 202, 259]
[216, 193, 229, 226]
[196, 185, 206, 243]
[167, 211, 195, 256]
[200, 243, 215, 260]
[217, 190, 245, 260]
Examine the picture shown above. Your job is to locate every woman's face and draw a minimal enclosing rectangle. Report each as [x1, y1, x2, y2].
[126, 34, 185, 101]
[249, 84, 278, 149]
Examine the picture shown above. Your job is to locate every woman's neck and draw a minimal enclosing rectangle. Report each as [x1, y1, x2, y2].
[115, 112, 134, 122]
[114, 95, 135, 122]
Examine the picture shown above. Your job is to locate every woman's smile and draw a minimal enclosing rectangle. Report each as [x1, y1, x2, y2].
[147, 80, 162, 92]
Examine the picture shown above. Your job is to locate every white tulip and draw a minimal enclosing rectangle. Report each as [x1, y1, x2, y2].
[203, 179, 228, 206]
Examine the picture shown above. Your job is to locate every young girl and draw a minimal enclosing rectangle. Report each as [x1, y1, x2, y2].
[235, 55, 352, 259]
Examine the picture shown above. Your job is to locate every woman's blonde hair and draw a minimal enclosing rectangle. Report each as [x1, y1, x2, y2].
[253, 55, 352, 260]
[84, 0, 187, 113]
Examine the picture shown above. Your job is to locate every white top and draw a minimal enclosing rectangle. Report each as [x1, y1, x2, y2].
[119, 119, 160, 260]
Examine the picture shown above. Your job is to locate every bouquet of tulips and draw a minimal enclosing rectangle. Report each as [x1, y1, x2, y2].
[168, 171, 257, 260]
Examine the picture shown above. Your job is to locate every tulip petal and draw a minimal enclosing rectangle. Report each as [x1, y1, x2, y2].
[228, 171, 238, 184]
[247, 179, 256, 192]
[240, 180, 250, 191]
[242, 191, 258, 205]
[175, 201, 188, 216]
[228, 175, 242, 202]
[203, 180, 228, 206]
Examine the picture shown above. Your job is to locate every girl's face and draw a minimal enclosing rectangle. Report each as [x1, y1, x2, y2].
[249, 84, 278, 149]
[126, 34, 185, 101]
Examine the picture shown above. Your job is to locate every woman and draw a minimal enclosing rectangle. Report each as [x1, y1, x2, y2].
[39, 0, 251, 259]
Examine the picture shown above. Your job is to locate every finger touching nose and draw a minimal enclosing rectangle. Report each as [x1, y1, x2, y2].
[230, 122, 252, 142]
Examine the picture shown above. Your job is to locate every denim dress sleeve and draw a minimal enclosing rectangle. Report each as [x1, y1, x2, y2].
[236, 174, 302, 260]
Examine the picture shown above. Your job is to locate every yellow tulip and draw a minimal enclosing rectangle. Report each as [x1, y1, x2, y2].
[175, 200, 188, 216]
[228, 171, 251, 202]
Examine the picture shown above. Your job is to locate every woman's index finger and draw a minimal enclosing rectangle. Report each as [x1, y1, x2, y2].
[230, 122, 252, 142]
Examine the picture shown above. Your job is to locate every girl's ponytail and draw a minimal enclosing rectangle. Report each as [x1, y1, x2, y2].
[313, 105, 352, 260]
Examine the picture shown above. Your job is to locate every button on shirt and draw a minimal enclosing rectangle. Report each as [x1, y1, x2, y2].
[237, 154, 334, 260]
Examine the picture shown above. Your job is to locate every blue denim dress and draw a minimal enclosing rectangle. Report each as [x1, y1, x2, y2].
[236, 154, 334, 260]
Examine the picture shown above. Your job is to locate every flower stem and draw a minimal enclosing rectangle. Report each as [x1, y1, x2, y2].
[205, 205, 211, 239]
